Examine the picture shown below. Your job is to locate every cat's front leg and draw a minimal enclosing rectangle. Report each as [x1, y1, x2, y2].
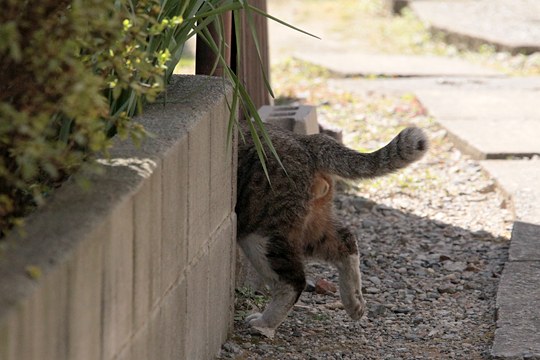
[336, 253, 366, 320]
[239, 234, 306, 337]
[246, 282, 301, 338]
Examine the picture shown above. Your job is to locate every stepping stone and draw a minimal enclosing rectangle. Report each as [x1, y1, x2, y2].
[492, 260, 540, 359]
[507, 221, 540, 262]
[294, 52, 500, 77]
[330, 77, 443, 95]
[331, 76, 540, 159]
[414, 78, 540, 159]
[481, 160, 540, 224]
[334, 76, 540, 94]
[410, 0, 540, 54]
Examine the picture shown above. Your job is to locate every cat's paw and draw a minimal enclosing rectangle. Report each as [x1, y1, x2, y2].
[347, 298, 366, 320]
[245, 313, 276, 339]
[343, 293, 366, 320]
[245, 312, 263, 323]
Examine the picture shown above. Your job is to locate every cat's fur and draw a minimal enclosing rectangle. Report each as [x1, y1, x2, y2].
[236, 122, 428, 338]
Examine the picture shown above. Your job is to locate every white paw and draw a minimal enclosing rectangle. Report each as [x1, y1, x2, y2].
[343, 291, 366, 320]
[245, 312, 276, 339]
[245, 312, 263, 323]
[347, 298, 366, 320]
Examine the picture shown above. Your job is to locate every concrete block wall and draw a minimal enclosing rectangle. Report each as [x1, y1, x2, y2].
[259, 104, 343, 143]
[0, 75, 236, 360]
[259, 104, 320, 135]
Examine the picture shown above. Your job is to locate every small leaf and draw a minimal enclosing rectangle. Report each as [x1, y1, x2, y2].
[25, 265, 42, 280]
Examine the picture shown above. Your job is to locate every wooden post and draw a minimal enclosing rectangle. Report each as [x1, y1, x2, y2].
[195, 1, 271, 111]
[195, 12, 232, 76]
[232, 0, 272, 110]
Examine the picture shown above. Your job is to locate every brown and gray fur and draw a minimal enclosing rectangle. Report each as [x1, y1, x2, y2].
[236, 122, 428, 338]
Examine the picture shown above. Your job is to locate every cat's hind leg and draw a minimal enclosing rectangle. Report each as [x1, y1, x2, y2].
[238, 233, 306, 338]
[335, 227, 366, 320]
[336, 253, 366, 320]
[313, 226, 366, 320]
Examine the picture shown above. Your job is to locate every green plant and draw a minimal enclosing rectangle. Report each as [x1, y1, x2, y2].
[0, 0, 312, 237]
[234, 286, 269, 321]
[312, 312, 331, 322]
[0, 0, 174, 235]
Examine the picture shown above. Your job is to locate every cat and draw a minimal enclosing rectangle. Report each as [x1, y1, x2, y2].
[236, 121, 428, 338]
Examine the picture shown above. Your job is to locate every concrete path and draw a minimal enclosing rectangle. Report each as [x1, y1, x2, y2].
[268, 1, 540, 357]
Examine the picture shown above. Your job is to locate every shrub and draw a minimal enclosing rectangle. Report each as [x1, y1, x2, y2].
[0, 0, 258, 236]
[0, 0, 173, 234]
[0, 0, 297, 237]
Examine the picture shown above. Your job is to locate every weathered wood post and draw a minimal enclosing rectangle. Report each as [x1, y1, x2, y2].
[195, 1, 271, 109]
[195, 12, 232, 76]
[231, 0, 272, 110]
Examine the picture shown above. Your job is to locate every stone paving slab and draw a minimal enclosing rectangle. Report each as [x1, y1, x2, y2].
[492, 261, 540, 359]
[434, 118, 540, 160]
[507, 221, 540, 262]
[332, 76, 540, 96]
[331, 76, 540, 159]
[481, 160, 540, 224]
[294, 52, 500, 77]
[496, 260, 540, 309]
[414, 88, 540, 159]
[410, 0, 540, 54]
[416, 89, 540, 120]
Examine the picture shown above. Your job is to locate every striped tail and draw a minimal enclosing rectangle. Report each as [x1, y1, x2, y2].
[305, 127, 428, 179]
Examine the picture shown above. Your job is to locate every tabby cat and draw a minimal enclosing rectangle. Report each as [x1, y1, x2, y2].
[236, 122, 428, 338]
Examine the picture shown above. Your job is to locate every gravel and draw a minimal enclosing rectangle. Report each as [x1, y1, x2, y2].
[217, 60, 513, 359]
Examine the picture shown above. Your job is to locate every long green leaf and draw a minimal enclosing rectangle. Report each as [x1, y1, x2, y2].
[157, 1, 300, 184]
[247, 4, 320, 40]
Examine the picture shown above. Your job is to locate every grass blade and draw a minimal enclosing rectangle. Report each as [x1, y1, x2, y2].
[247, 4, 320, 40]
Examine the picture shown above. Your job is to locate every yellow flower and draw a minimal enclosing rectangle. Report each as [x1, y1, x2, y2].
[122, 19, 132, 31]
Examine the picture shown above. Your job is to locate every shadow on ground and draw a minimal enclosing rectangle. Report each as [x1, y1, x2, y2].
[223, 191, 509, 360]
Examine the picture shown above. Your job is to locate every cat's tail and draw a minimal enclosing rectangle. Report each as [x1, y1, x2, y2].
[306, 127, 428, 179]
